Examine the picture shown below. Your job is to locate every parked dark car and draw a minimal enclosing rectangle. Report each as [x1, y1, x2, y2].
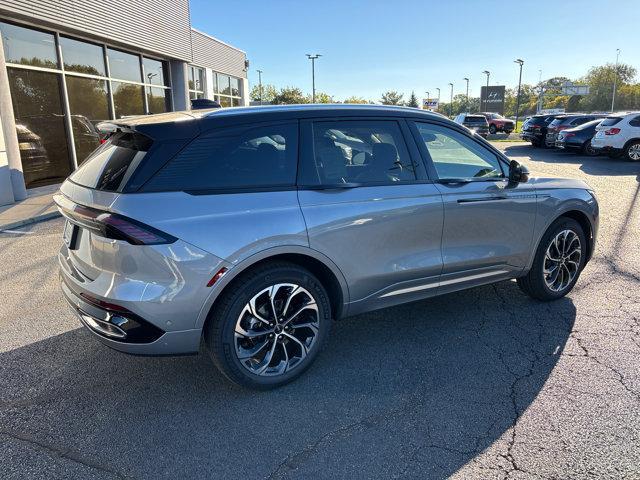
[478, 112, 515, 134]
[453, 113, 489, 138]
[520, 114, 557, 147]
[545, 114, 608, 147]
[555, 119, 603, 156]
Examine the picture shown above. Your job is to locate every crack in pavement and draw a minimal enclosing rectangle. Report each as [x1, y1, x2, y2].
[0, 429, 133, 479]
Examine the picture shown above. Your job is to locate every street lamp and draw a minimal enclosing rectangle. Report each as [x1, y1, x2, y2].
[448, 82, 454, 117]
[514, 59, 524, 131]
[436, 87, 440, 103]
[425, 91, 430, 109]
[482, 70, 490, 111]
[256, 69, 263, 105]
[463, 77, 469, 111]
[306, 54, 322, 103]
[611, 48, 620, 112]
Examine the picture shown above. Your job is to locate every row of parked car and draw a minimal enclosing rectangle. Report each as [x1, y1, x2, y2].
[520, 111, 640, 161]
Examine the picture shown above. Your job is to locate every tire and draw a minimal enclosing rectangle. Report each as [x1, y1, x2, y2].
[582, 140, 598, 157]
[204, 262, 332, 390]
[517, 217, 586, 301]
[489, 124, 497, 134]
[531, 139, 541, 147]
[624, 140, 640, 162]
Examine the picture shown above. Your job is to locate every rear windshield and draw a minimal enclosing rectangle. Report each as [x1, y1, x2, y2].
[464, 116, 487, 123]
[70, 132, 152, 192]
[599, 117, 623, 126]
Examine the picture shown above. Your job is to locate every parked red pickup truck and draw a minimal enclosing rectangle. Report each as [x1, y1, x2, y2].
[478, 112, 515, 134]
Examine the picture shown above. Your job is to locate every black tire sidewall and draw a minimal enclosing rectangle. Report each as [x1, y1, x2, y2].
[208, 264, 331, 389]
[489, 124, 497, 134]
[529, 218, 587, 300]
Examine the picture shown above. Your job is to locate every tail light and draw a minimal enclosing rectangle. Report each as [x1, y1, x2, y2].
[557, 125, 569, 131]
[564, 133, 576, 138]
[605, 128, 621, 135]
[53, 194, 176, 245]
[531, 124, 541, 130]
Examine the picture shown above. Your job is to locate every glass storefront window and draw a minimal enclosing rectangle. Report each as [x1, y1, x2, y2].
[66, 76, 109, 163]
[143, 58, 167, 86]
[230, 77, 240, 97]
[107, 48, 142, 82]
[112, 81, 144, 118]
[60, 36, 105, 76]
[0, 22, 58, 68]
[188, 66, 205, 92]
[7, 68, 72, 188]
[217, 74, 231, 95]
[147, 87, 170, 114]
[218, 96, 231, 108]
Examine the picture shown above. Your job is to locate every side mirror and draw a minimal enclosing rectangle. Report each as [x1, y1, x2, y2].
[508, 160, 529, 184]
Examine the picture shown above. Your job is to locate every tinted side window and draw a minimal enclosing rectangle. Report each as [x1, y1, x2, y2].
[311, 120, 416, 185]
[143, 122, 297, 192]
[414, 122, 505, 180]
[629, 116, 640, 127]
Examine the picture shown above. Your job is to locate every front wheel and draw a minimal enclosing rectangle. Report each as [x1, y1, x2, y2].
[517, 217, 586, 301]
[489, 124, 497, 134]
[205, 262, 331, 389]
[625, 141, 640, 161]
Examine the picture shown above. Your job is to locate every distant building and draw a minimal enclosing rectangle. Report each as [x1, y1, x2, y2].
[0, 0, 249, 204]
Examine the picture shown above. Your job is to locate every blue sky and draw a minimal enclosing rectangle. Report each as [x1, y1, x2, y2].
[189, 0, 638, 102]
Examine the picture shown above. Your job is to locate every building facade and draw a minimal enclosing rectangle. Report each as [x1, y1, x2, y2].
[0, 0, 249, 205]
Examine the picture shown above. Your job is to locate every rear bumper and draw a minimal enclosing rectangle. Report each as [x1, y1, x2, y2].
[520, 131, 542, 142]
[61, 274, 202, 355]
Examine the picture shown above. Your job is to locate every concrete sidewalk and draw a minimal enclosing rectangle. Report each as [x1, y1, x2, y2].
[0, 184, 61, 232]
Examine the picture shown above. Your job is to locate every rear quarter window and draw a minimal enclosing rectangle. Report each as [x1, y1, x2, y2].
[69, 132, 152, 192]
[600, 117, 623, 127]
[142, 122, 298, 192]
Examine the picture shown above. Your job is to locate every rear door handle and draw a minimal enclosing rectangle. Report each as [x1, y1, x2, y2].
[457, 196, 507, 204]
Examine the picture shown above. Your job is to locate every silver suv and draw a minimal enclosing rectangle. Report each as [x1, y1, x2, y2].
[55, 105, 599, 389]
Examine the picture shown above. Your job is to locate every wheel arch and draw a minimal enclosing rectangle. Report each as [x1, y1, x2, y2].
[196, 247, 350, 330]
[623, 137, 640, 151]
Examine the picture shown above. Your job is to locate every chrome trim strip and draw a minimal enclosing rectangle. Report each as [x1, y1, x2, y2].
[379, 270, 510, 298]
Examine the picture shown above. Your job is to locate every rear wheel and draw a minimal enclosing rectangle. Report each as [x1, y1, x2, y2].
[517, 217, 586, 301]
[489, 124, 497, 134]
[205, 262, 331, 389]
[582, 140, 598, 156]
[625, 141, 640, 161]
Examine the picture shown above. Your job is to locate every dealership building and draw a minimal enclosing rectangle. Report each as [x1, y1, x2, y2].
[0, 0, 249, 206]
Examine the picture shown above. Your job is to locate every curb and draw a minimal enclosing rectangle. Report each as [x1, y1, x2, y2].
[0, 211, 62, 233]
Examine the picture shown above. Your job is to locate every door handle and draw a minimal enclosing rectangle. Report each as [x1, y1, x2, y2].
[457, 196, 507, 204]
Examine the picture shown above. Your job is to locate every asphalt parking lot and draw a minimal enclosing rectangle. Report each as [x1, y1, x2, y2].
[1, 142, 639, 480]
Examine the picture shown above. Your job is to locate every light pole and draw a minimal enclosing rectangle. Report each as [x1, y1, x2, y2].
[448, 83, 454, 117]
[463, 77, 469, 111]
[611, 48, 620, 112]
[256, 69, 263, 105]
[306, 54, 321, 103]
[436, 87, 440, 103]
[482, 70, 490, 111]
[514, 59, 524, 131]
[425, 91, 430, 109]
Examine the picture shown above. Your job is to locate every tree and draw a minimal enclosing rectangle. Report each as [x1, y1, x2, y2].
[380, 90, 404, 105]
[249, 83, 277, 103]
[343, 96, 369, 104]
[272, 87, 309, 105]
[308, 92, 333, 103]
[407, 91, 419, 108]
[578, 63, 637, 112]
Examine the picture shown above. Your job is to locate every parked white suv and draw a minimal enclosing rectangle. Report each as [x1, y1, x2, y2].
[591, 112, 640, 161]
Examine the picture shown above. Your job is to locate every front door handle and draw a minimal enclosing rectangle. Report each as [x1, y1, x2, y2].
[457, 195, 507, 204]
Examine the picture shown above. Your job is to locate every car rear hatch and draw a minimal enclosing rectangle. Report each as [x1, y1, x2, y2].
[55, 112, 199, 281]
[463, 115, 489, 133]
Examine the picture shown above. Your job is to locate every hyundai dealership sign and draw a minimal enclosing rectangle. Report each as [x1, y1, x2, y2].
[480, 86, 506, 115]
[422, 98, 439, 110]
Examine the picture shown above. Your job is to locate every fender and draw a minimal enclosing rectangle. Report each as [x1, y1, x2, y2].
[524, 194, 598, 271]
[194, 245, 351, 329]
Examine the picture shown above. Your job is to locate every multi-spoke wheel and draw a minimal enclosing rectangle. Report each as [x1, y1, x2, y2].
[518, 217, 587, 301]
[235, 284, 320, 376]
[205, 262, 331, 389]
[543, 230, 582, 292]
[625, 141, 640, 162]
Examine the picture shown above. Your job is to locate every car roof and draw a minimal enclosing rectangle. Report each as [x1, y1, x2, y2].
[101, 104, 459, 140]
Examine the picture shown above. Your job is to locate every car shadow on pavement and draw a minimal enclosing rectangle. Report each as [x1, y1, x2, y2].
[0, 280, 576, 479]
[502, 144, 640, 179]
